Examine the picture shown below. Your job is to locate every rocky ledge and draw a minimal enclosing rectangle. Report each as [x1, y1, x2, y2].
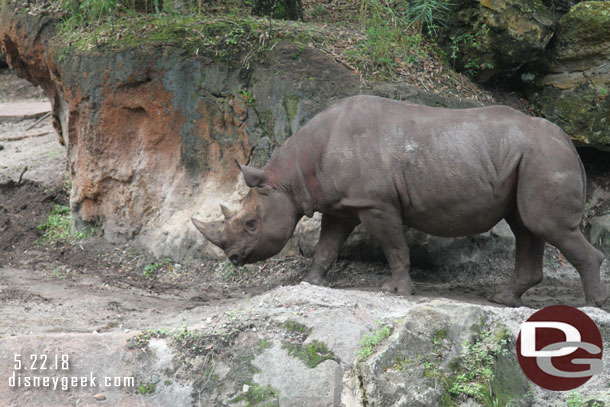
[1, 284, 609, 407]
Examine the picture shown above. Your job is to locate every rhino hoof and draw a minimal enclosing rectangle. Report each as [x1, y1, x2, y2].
[302, 272, 330, 287]
[586, 287, 609, 308]
[490, 291, 522, 308]
[382, 277, 414, 296]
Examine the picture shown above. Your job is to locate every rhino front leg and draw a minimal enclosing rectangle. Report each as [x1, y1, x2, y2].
[358, 207, 414, 295]
[491, 214, 545, 307]
[303, 214, 360, 286]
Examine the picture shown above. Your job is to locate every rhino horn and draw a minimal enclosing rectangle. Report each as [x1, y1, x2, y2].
[191, 217, 227, 249]
[220, 203, 234, 219]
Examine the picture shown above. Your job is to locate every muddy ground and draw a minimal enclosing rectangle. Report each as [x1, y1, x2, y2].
[0, 68, 609, 340]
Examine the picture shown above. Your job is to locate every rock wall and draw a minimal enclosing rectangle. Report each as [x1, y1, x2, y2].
[0, 7, 490, 262]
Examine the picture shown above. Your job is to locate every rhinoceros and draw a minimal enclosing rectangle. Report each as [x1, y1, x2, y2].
[192, 95, 608, 307]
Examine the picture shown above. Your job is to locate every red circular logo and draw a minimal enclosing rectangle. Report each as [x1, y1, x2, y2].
[516, 305, 603, 391]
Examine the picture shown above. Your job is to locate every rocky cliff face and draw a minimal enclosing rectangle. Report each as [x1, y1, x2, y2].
[0, 6, 484, 261]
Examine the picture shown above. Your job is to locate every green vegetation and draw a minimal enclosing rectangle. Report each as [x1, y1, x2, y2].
[279, 319, 337, 368]
[354, 0, 424, 74]
[143, 257, 173, 277]
[404, 0, 453, 36]
[138, 381, 157, 394]
[8, 0, 479, 99]
[232, 383, 280, 407]
[344, 0, 466, 80]
[45, 0, 464, 82]
[241, 89, 255, 106]
[282, 339, 338, 368]
[128, 328, 171, 349]
[566, 391, 585, 407]
[358, 321, 391, 359]
[38, 204, 91, 245]
[565, 391, 603, 407]
[257, 339, 272, 351]
[427, 319, 528, 407]
[448, 24, 493, 76]
[57, 13, 272, 61]
[281, 319, 312, 335]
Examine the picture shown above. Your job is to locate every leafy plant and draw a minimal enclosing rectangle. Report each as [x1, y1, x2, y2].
[240, 89, 255, 106]
[566, 391, 586, 407]
[448, 24, 492, 76]
[143, 257, 173, 277]
[138, 381, 156, 394]
[442, 323, 514, 406]
[358, 321, 391, 359]
[405, 0, 453, 36]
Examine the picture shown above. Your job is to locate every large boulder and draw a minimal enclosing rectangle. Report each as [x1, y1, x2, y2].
[442, 0, 554, 82]
[527, 1, 610, 150]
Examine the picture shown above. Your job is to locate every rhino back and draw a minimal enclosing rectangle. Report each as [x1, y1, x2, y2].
[304, 95, 581, 236]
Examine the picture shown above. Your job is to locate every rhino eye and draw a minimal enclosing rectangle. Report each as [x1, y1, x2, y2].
[245, 219, 258, 231]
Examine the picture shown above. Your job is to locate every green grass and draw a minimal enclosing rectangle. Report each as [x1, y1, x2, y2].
[38, 205, 91, 245]
[358, 321, 391, 359]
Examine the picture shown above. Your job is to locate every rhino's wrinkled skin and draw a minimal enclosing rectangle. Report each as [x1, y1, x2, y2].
[192, 95, 609, 307]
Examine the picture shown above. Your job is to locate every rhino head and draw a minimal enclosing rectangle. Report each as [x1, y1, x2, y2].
[192, 164, 299, 266]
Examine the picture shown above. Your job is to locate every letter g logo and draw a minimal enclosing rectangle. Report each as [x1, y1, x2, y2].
[517, 306, 604, 391]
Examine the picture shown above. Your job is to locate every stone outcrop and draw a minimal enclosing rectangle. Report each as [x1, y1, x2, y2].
[0, 6, 486, 262]
[442, 0, 554, 82]
[528, 1, 610, 150]
[1, 284, 609, 406]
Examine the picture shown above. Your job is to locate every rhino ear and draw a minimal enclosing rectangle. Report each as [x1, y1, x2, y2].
[239, 164, 268, 188]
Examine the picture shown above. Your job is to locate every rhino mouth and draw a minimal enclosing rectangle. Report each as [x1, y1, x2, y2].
[229, 254, 243, 267]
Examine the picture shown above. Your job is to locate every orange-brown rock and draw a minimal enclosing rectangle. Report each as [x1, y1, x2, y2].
[0, 6, 479, 260]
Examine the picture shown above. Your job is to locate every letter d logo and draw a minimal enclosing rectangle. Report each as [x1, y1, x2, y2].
[517, 305, 604, 391]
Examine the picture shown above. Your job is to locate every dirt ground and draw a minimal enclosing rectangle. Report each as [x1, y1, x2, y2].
[0, 68, 608, 339]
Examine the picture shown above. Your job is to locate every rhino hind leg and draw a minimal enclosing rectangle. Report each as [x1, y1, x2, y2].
[303, 214, 360, 286]
[491, 213, 545, 307]
[549, 230, 608, 307]
[357, 207, 414, 296]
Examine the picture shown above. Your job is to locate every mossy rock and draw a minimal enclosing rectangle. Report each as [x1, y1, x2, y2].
[442, 0, 554, 82]
[532, 84, 610, 149]
[529, 1, 610, 150]
[543, 1, 610, 72]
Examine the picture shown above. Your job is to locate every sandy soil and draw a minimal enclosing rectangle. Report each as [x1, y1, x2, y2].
[0, 67, 608, 341]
